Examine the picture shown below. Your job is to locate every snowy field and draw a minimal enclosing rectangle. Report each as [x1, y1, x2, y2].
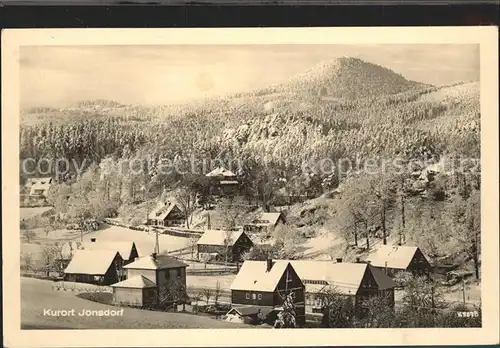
[186, 275, 236, 290]
[20, 207, 53, 219]
[21, 223, 192, 260]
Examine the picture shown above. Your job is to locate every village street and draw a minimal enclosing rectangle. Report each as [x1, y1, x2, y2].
[21, 277, 249, 329]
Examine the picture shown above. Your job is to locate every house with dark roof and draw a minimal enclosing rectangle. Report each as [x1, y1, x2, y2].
[284, 259, 396, 315]
[63, 250, 124, 285]
[243, 212, 286, 234]
[229, 259, 306, 326]
[366, 245, 432, 277]
[147, 201, 184, 227]
[196, 229, 253, 262]
[112, 253, 189, 307]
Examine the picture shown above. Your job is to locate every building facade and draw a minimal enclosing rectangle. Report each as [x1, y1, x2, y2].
[230, 259, 306, 326]
[64, 250, 124, 285]
[197, 230, 253, 262]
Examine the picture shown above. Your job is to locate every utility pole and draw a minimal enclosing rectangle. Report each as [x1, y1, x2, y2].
[154, 228, 160, 255]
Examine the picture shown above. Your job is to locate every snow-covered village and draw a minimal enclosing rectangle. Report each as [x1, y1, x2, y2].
[17, 44, 482, 330]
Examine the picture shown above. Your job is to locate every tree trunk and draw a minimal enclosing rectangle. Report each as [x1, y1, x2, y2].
[354, 224, 358, 247]
[364, 221, 370, 250]
[381, 203, 387, 245]
[472, 241, 480, 279]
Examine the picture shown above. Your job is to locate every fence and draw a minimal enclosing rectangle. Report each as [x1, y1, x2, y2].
[160, 228, 203, 238]
[52, 281, 113, 294]
[21, 271, 62, 281]
[104, 218, 149, 231]
[186, 268, 238, 276]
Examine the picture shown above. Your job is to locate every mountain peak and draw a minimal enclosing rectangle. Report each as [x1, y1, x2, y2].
[281, 57, 426, 100]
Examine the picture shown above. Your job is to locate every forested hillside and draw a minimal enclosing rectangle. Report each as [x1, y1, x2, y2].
[19, 58, 481, 274]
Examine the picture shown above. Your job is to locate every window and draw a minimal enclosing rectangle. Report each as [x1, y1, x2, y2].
[252, 294, 256, 300]
[245, 293, 250, 299]
[257, 294, 262, 300]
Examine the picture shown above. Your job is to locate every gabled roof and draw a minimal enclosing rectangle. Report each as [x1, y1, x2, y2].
[123, 254, 189, 270]
[367, 245, 425, 270]
[110, 275, 156, 288]
[205, 167, 236, 177]
[64, 250, 121, 275]
[369, 264, 397, 290]
[280, 260, 396, 295]
[249, 212, 284, 227]
[290, 260, 366, 295]
[83, 241, 137, 260]
[148, 201, 181, 220]
[230, 260, 292, 292]
[197, 230, 245, 246]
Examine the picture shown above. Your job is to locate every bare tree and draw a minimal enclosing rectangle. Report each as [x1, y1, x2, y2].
[335, 175, 378, 250]
[272, 223, 302, 259]
[213, 281, 222, 308]
[23, 230, 36, 243]
[218, 197, 245, 230]
[369, 174, 397, 245]
[41, 245, 59, 277]
[189, 289, 202, 313]
[222, 230, 234, 264]
[450, 189, 481, 279]
[316, 286, 355, 328]
[20, 252, 34, 272]
[189, 234, 199, 259]
[158, 278, 188, 312]
[203, 288, 213, 305]
[173, 187, 196, 229]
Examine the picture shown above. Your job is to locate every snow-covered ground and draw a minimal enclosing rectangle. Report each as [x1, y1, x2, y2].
[21, 223, 193, 260]
[20, 207, 53, 219]
[186, 275, 236, 290]
[73, 224, 192, 256]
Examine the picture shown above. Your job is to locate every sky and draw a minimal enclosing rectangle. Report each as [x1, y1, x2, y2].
[19, 44, 479, 109]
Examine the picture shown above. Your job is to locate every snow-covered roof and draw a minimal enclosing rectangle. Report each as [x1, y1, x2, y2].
[110, 275, 156, 288]
[282, 260, 395, 294]
[123, 254, 189, 270]
[205, 167, 237, 177]
[230, 260, 292, 292]
[249, 212, 284, 227]
[64, 250, 120, 275]
[83, 241, 137, 260]
[367, 245, 423, 270]
[148, 201, 181, 220]
[197, 230, 244, 246]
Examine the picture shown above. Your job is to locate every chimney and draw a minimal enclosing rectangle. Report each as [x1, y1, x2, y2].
[355, 257, 361, 263]
[336, 258, 343, 263]
[366, 260, 371, 264]
[266, 258, 273, 272]
[90, 238, 96, 243]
